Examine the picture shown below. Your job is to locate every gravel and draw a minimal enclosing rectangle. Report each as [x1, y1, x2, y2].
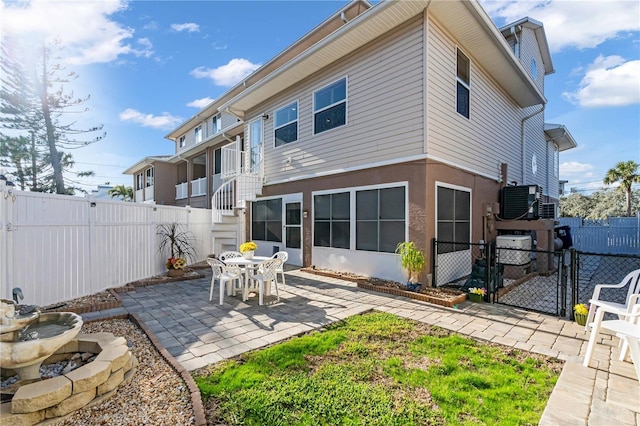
[52, 319, 195, 425]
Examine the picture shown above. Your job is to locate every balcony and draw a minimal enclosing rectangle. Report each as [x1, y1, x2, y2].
[144, 185, 154, 201]
[175, 182, 188, 200]
[191, 177, 207, 197]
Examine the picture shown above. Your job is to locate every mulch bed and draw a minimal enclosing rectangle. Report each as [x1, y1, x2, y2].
[301, 267, 468, 308]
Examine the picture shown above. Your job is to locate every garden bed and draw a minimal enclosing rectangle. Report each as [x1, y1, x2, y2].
[301, 267, 467, 308]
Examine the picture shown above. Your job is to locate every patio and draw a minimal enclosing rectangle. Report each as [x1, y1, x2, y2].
[85, 267, 640, 425]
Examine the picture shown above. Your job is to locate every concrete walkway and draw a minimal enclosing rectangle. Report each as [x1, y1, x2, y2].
[86, 268, 640, 425]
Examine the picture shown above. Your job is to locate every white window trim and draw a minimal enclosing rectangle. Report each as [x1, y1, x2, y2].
[212, 114, 221, 135]
[312, 181, 409, 252]
[456, 47, 470, 119]
[194, 125, 202, 143]
[178, 136, 186, 148]
[273, 99, 299, 148]
[312, 76, 348, 136]
[434, 181, 472, 242]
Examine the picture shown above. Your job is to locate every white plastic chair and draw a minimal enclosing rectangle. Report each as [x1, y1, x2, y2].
[584, 302, 640, 381]
[245, 258, 282, 305]
[271, 251, 288, 289]
[206, 258, 242, 305]
[584, 269, 640, 332]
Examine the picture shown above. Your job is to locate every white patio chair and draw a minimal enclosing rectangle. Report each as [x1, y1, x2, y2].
[583, 302, 640, 381]
[245, 258, 282, 305]
[584, 269, 640, 332]
[206, 258, 242, 305]
[271, 251, 288, 289]
[218, 251, 244, 293]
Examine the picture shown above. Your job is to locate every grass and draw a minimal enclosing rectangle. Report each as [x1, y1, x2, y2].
[193, 312, 562, 425]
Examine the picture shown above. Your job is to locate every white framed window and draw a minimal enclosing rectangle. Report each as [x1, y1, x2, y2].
[178, 136, 186, 148]
[313, 77, 347, 134]
[251, 198, 282, 242]
[531, 58, 537, 81]
[145, 167, 154, 187]
[135, 173, 143, 190]
[194, 125, 202, 143]
[436, 184, 470, 253]
[313, 183, 407, 253]
[212, 114, 221, 134]
[274, 101, 298, 147]
[456, 49, 470, 119]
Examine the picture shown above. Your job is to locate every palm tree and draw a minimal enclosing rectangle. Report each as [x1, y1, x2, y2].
[107, 184, 133, 201]
[603, 160, 640, 217]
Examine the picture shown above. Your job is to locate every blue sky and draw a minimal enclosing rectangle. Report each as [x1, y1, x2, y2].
[1, 0, 639, 194]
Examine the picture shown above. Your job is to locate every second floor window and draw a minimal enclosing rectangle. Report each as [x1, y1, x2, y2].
[145, 167, 154, 187]
[456, 49, 470, 119]
[195, 126, 202, 143]
[178, 136, 186, 148]
[136, 173, 143, 190]
[274, 101, 298, 147]
[314, 77, 346, 135]
[212, 114, 221, 134]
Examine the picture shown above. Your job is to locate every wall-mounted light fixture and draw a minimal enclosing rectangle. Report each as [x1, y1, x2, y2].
[90, 202, 97, 207]
[303, 209, 309, 219]
[262, 112, 269, 120]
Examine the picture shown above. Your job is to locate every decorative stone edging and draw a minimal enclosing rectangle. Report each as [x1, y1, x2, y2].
[301, 267, 468, 308]
[357, 282, 468, 308]
[1, 332, 137, 426]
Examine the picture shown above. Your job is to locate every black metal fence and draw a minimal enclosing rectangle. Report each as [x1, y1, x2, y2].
[432, 238, 640, 319]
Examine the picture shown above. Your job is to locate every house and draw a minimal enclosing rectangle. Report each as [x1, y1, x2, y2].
[124, 0, 576, 284]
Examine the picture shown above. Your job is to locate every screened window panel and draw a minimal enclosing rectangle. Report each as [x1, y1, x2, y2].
[380, 187, 405, 219]
[275, 122, 297, 147]
[457, 83, 469, 118]
[379, 221, 404, 253]
[437, 187, 454, 220]
[455, 222, 470, 244]
[314, 222, 330, 247]
[332, 192, 350, 219]
[455, 190, 470, 220]
[457, 50, 470, 83]
[356, 190, 377, 220]
[252, 222, 266, 241]
[266, 221, 282, 242]
[252, 202, 266, 221]
[356, 222, 378, 251]
[266, 199, 282, 220]
[286, 227, 301, 249]
[314, 195, 330, 220]
[332, 222, 350, 249]
[314, 79, 346, 110]
[314, 103, 346, 134]
[286, 203, 301, 225]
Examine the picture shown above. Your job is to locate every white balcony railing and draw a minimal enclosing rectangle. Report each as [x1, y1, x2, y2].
[144, 185, 154, 201]
[134, 188, 144, 203]
[221, 140, 239, 179]
[175, 182, 188, 200]
[191, 177, 207, 197]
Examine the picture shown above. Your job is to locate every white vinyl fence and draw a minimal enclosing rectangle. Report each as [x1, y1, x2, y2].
[0, 180, 213, 306]
[559, 215, 640, 255]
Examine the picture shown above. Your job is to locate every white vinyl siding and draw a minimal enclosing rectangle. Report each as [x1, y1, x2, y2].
[519, 27, 545, 94]
[247, 16, 425, 183]
[426, 15, 523, 184]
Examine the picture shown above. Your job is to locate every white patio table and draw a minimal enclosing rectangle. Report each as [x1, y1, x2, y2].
[224, 256, 272, 296]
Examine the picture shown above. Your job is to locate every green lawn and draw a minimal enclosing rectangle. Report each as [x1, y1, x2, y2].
[194, 312, 562, 425]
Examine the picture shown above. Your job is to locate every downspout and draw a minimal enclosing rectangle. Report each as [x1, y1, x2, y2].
[520, 105, 544, 184]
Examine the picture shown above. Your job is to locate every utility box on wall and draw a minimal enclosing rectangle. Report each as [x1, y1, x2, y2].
[496, 235, 531, 266]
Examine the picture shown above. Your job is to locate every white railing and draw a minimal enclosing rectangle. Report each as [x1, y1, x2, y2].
[144, 185, 154, 201]
[221, 140, 240, 179]
[212, 179, 236, 223]
[191, 176, 207, 197]
[0, 183, 213, 307]
[175, 182, 188, 200]
[134, 188, 144, 202]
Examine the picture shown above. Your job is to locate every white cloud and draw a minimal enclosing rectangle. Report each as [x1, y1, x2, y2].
[563, 56, 640, 107]
[118, 108, 182, 130]
[143, 21, 158, 31]
[0, 0, 149, 65]
[481, 1, 640, 52]
[171, 23, 200, 33]
[187, 97, 215, 108]
[560, 161, 596, 178]
[190, 58, 261, 86]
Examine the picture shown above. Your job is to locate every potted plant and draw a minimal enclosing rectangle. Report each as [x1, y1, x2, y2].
[157, 223, 196, 276]
[574, 303, 589, 326]
[239, 241, 257, 259]
[468, 287, 486, 302]
[395, 241, 426, 292]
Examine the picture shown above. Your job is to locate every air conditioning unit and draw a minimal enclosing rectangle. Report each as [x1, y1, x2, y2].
[541, 203, 556, 219]
[501, 185, 542, 220]
[496, 235, 532, 265]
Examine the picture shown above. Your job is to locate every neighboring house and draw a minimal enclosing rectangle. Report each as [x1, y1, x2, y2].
[124, 0, 576, 283]
[87, 184, 114, 199]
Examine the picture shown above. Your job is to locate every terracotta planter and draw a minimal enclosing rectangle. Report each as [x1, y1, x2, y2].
[167, 268, 185, 277]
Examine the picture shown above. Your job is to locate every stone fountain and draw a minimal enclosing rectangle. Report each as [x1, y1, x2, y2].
[0, 299, 83, 382]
